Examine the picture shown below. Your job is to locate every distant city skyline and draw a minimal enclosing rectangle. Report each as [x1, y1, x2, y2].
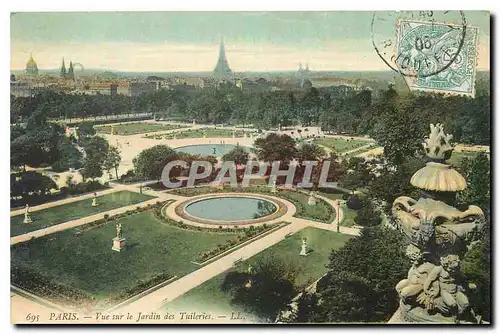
[11, 11, 491, 72]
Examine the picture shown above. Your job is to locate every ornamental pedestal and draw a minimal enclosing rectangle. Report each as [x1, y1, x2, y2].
[390, 124, 485, 324]
[112, 237, 126, 252]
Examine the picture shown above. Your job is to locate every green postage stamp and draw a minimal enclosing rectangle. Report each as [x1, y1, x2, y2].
[395, 19, 479, 97]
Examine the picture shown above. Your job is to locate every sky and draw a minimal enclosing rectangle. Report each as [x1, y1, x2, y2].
[10, 11, 491, 72]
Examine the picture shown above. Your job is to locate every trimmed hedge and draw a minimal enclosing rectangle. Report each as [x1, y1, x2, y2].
[194, 223, 279, 263]
[108, 272, 173, 304]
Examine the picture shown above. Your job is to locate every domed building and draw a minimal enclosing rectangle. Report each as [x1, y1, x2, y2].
[25, 53, 39, 76]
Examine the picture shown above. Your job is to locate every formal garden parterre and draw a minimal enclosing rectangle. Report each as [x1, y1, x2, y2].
[11, 201, 289, 309]
[10, 190, 155, 237]
[96, 122, 187, 135]
[163, 227, 353, 320]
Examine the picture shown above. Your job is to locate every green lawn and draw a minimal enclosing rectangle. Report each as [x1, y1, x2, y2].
[170, 186, 335, 223]
[342, 144, 379, 159]
[10, 191, 155, 237]
[149, 128, 251, 140]
[96, 123, 187, 135]
[11, 210, 241, 305]
[278, 191, 334, 224]
[318, 191, 358, 227]
[163, 227, 353, 320]
[315, 138, 371, 153]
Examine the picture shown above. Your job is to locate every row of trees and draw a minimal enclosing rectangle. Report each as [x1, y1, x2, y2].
[10, 111, 122, 205]
[11, 115, 122, 180]
[11, 79, 490, 145]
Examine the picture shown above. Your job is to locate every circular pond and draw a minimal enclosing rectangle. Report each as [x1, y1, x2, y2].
[184, 196, 278, 222]
[174, 144, 249, 157]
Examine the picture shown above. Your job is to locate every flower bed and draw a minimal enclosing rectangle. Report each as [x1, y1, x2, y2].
[169, 185, 335, 223]
[154, 202, 278, 234]
[107, 272, 173, 304]
[194, 223, 283, 263]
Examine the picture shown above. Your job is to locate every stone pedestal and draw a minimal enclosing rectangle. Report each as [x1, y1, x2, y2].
[92, 198, 99, 207]
[112, 237, 126, 252]
[389, 124, 486, 324]
[389, 302, 459, 324]
[23, 213, 33, 224]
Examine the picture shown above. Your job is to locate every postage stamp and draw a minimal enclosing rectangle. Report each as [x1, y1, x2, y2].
[394, 19, 478, 96]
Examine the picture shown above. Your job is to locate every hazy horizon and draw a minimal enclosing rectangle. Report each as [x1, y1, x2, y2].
[11, 11, 490, 72]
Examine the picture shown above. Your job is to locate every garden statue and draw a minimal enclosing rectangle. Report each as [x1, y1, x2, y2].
[308, 191, 317, 206]
[390, 124, 485, 324]
[23, 204, 33, 224]
[116, 223, 123, 239]
[300, 238, 308, 256]
[112, 223, 126, 252]
[91, 193, 99, 207]
[245, 279, 253, 289]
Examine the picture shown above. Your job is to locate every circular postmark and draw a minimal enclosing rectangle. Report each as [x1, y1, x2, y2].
[371, 11, 467, 78]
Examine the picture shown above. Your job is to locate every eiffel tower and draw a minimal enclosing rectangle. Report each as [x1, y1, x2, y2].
[213, 38, 232, 76]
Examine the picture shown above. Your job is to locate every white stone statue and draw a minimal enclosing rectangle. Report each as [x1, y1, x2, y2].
[23, 204, 33, 224]
[91, 193, 98, 207]
[112, 223, 126, 252]
[116, 223, 123, 239]
[308, 191, 317, 206]
[300, 238, 308, 256]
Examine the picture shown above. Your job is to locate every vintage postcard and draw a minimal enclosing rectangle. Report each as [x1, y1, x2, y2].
[10, 11, 491, 324]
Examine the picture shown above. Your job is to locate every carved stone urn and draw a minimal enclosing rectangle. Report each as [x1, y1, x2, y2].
[389, 124, 485, 324]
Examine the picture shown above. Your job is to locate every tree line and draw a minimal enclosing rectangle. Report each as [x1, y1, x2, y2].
[11, 78, 490, 145]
